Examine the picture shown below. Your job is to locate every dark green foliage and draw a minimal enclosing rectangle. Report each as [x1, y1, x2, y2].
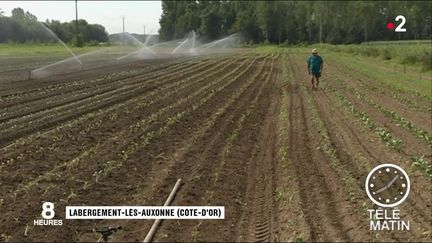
[159, 1, 432, 44]
[71, 34, 84, 47]
[0, 7, 108, 45]
[199, 3, 223, 40]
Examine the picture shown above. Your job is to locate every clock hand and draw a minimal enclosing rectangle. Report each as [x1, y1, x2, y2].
[375, 185, 388, 194]
[375, 175, 400, 194]
[386, 175, 399, 188]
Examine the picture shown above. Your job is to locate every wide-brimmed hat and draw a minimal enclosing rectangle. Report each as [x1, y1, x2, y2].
[312, 48, 318, 54]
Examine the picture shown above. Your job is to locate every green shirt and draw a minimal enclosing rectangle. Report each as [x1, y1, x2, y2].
[307, 55, 323, 74]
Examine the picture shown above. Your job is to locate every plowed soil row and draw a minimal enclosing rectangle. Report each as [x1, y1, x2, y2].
[324, 61, 431, 135]
[0, 56, 247, 194]
[326, 57, 432, 112]
[322, 66, 431, 157]
[0, 54, 279, 241]
[280, 55, 366, 242]
[0, 57, 186, 95]
[0, 51, 430, 242]
[0, 57, 235, 146]
[288, 53, 431, 242]
[0, 58, 198, 114]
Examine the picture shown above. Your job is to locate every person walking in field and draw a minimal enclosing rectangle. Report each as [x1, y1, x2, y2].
[307, 48, 324, 90]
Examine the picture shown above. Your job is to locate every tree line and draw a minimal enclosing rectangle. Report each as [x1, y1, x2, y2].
[0, 8, 108, 45]
[158, 1, 432, 44]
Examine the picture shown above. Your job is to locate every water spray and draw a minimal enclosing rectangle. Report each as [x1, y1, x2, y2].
[199, 33, 240, 49]
[116, 33, 156, 61]
[39, 22, 82, 65]
[171, 38, 189, 55]
[189, 31, 197, 55]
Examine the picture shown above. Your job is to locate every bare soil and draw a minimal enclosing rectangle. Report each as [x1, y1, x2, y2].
[0, 52, 430, 242]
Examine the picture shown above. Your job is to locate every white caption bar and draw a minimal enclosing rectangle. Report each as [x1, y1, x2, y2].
[66, 206, 224, 219]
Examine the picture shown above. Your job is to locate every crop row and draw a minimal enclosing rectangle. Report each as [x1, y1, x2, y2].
[322, 83, 432, 178]
[302, 84, 367, 206]
[0, 57, 220, 124]
[277, 56, 292, 169]
[324, 84, 403, 151]
[0, 59, 244, 182]
[0, 56, 251, 176]
[0, 57, 209, 121]
[186, 55, 276, 241]
[410, 155, 432, 179]
[276, 56, 306, 241]
[216, 56, 274, 179]
[210, 54, 276, 194]
[0, 56, 246, 170]
[0, 57, 195, 105]
[92, 56, 264, 181]
[294, 56, 418, 242]
[289, 54, 382, 243]
[131, 54, 272, 198]
[285, 53, 374, 240]
[0, 57, 239, 143]
[288, 54, 368, 206]
[39, 55, 269, 214]
[3, 56, 263, 201]
[327, 60, 432, 115]
[333, 60, 432, 102]
[0, 58, 197, 121]
[328, 75, 431, 145]
[381, 89, 432, 114]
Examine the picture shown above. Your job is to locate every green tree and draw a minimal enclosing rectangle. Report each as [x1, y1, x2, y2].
[0, 8, 108, 45]
[159, 1, 177, 40]
[231, 1, 262, 43]
[199, 2, 222, 40]
[220, 1, 237, 36]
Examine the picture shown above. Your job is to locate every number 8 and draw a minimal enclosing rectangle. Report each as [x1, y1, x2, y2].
[42, 202, 55, 219]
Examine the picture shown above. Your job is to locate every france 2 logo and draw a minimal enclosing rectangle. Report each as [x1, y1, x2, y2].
[387, 15, 406, 32]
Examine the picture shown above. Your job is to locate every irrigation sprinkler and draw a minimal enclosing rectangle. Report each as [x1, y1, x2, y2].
[39, 22, 82, 65]
[95, 225, 122, 243]
[143, 178, 182, 243]
[171, 38, 189, 55]
[116, 33, 157, 61]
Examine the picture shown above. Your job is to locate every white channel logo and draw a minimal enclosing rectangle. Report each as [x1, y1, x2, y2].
[42, 202, 55, 219]
[365, 163, 410, 208]
[34, 202, 63, 226]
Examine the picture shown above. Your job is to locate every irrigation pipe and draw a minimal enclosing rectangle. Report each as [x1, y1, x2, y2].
[143, 178, 182, 243]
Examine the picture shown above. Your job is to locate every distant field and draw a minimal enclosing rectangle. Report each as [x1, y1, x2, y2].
[318, 43, 432, 97]
[0, 44, 103, 72]
[319, 42, 432, 71]
[362, 40, 432, 45]
[0, 44, 143, 73]
[0, 43, 101, 56]
[255, 45, 432, 98]
[325, 52, 432, 98]
[1, 43, 430, 97]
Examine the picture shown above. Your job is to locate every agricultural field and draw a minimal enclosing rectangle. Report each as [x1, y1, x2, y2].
[0, 46, 431, 242]
[0, 44, 103, 73]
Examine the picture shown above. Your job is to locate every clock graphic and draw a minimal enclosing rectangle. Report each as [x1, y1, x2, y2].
[365, 163, 410, 207]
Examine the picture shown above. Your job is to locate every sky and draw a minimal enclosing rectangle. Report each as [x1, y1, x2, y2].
[0, 1, 162, 34]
